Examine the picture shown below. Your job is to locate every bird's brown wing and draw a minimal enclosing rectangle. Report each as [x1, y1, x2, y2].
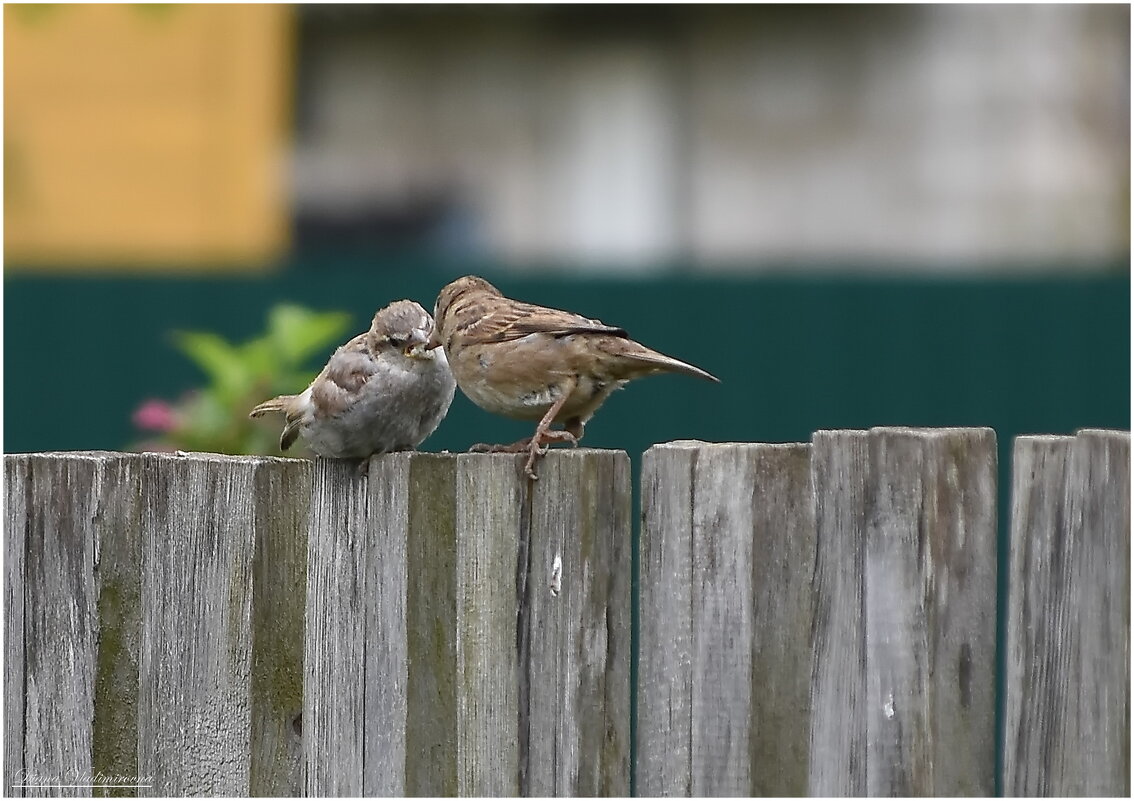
[310, 335, 379, 418]
[471, 298, 628, 344]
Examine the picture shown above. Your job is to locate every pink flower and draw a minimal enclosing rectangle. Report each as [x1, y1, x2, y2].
[132, 399, 178, 432]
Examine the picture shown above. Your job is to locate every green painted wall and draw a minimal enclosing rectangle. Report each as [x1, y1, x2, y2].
[6, 265, 1127, 459]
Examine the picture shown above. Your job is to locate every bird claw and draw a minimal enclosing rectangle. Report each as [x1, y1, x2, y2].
[468, 429, 578, 480]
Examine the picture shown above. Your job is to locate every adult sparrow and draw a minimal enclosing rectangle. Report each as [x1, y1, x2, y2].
[428, 275, 719, 479]
[250, 299, 456, 463]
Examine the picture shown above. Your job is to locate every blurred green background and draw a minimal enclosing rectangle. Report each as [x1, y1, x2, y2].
[4, 264, 1129, 460]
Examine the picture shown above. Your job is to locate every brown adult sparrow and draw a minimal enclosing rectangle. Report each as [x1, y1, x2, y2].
[427, 275, 719, 479]
[250, 299, 456, 463]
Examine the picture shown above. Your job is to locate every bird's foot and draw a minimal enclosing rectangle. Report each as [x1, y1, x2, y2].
[523, 429, 579, 480]
[467, 430, 579, 480]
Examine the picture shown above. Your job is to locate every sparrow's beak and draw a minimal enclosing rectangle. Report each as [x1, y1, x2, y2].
[425, 331, 442, 351]
[404, 327, 432, 359]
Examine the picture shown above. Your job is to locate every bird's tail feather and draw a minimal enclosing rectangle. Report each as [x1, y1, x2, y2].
[625, 348, 719, 383]
[249, 395, 295, 419]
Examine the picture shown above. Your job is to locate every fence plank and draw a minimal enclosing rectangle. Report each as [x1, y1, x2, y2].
[249, 458, 310, 796]
[744, 443, 815, 795]
[639, 441, 816, 796]
[5, 456, 29, 798]
[89, 455, 145, 799]
[689, 444, 759, 797]
[525, 449, 631, 796]
[303, 459, 369, 796]
[637, 442, 696, 797]
[404, 454, 459, 796]
[362, 454, 410, 796]
[454, 453, 524, 796]
[864, 427, 997, 796]
[1068, 430, 1130, 797]
[137, 453, 261, 796]
[20, 454, 115, 798]
[1003, 430, 1130, 796]
[695, 443, 815, 796]
[1002, 434, 1070, 796]
[808, 430, 869, 797]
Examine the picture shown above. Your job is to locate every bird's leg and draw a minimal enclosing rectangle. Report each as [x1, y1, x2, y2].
[521, 382, 577, 480]
[466, 385, 578, 480]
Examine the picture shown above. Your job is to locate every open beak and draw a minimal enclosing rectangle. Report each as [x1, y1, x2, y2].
[403, 328, 433, 359]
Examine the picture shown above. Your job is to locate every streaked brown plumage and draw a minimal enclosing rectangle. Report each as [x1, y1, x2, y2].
[250, 299, 455, 463]
[428, 275, 718, 479]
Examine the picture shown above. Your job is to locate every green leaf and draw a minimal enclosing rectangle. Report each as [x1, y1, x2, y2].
[239, 336, 277, 380]
[178, 389, 231, 443]
[171, 331, 247, 397]
[267, 304, 352, 367]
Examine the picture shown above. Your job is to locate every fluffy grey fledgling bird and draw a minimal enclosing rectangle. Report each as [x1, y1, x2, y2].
[250, 299, 456, 460]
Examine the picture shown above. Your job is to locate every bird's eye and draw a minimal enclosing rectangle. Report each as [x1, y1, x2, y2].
[387, 334, 407, 347]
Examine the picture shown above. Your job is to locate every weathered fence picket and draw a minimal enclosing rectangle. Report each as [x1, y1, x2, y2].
[4, 454, 27, 796]
[807, 430, 869, 796]
[637, 441, 815, 796]
[1003, 429, 1131, 797]
[856, 428, 998, 796]
[638, 428, 999, 796]
[4, 429, 1128, 798]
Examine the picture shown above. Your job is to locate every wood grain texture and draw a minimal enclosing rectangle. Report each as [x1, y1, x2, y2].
[303, 453, 463, 796]
[689, 444, 757, 797]
[298, 450, 628, 797]
[864, 427, 997, 796]
[404, 454, 459, 796]
[454, 453, 524, 797]
[637, 443, 696, 797]
[743, 444, 815, 797]
[1001, 434, 1071, 797]
[525, 449, 631, 796]
[249, 457, 310, 797]
[89, 455, 144, 799]
[137, 453, 259, 796]
[453, 450, 631, 797]
[303, 458, 369, 796]
[1003, 430, 1130, 796]
[808, 430, 869, 797]
[16, 431, 1102, 797]
[638, 441, 815, 796]
[1067, 430, 1130, 797]
[5, 455, 29, 798]
[19, 453, 117, 798]
[362, 454, 410, 796]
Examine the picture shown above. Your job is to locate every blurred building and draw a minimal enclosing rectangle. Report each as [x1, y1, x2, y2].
[4, 4, 291, 267]
[5, 4, 1130, 271]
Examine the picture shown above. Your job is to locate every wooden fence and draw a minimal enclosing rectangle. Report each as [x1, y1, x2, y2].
[3, 428, 1128, 797]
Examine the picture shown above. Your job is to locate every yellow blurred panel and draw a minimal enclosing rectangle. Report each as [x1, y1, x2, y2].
[5, 4, 292, 269]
